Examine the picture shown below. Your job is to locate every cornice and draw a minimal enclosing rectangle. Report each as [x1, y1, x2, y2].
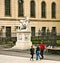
[0, 18, 60, 22]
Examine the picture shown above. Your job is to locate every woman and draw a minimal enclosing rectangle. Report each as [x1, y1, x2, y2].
[36, 45, 41, 60]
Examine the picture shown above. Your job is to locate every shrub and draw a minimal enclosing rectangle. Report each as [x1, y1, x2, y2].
[56, 40, 60, 46]
[12, 39, 16, 44]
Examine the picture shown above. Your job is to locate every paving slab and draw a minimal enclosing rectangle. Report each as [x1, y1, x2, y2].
[0, 55, 60, 63]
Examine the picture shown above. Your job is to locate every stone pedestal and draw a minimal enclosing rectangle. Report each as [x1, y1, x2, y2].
[12, 30, 32, 50]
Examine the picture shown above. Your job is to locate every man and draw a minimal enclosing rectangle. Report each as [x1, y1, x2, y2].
[30, 46, 35, 61]
[39, 42, 45, 59]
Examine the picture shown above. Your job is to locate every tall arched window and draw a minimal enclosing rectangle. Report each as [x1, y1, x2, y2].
[5, 0, 11, 16]
[30, 0, 35, 18]
[18, 0, 24, 17]
[41, 1, 46, 18]
[52, 2, 56, 18]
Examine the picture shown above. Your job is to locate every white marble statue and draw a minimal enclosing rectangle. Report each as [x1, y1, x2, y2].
[12, 16, 32, 50]
[20, 16, 29, 30]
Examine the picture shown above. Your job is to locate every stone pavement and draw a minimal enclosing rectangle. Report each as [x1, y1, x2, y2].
[0, 54, 60, 63]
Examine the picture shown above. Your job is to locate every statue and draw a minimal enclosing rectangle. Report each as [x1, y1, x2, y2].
[20, 16, 29, 30]
[12, 16, 32, 50]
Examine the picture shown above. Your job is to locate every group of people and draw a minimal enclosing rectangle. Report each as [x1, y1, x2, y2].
[30, 42, 45, 61]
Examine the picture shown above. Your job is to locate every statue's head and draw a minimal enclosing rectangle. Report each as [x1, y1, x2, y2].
[24, 16, 29, 21]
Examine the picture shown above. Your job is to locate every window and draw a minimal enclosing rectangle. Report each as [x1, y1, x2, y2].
[6, 27, 11, 37]
[30, 0, 35, 18]
[51, 27, 56, 35]
[31, 27, 35, 37]
[52, 2, 56, 18]
[18, 0, 24, 17]
[5, 0, 11, 16]
[6, 27, 11, 41]
[41, 27, 46, 35]
[41, 1, 46, 18]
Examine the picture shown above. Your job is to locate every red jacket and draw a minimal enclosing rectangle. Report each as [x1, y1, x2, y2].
[39, 43, 45, 51]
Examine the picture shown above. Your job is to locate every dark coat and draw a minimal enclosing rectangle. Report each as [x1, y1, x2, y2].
[30, 48, 34, 55]
[36, 46, 40, 54]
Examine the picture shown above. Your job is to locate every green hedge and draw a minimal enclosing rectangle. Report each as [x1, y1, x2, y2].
[56, 40, 60, 46]
[31, 37, 38, 41]
[31, 37, 58, 46]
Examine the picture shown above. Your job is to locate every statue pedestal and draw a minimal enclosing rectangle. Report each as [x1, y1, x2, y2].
[12, 30, 32, 50]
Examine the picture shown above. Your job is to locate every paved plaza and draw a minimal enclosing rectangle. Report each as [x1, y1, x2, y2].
[0, 47, 60, 63]
[0, 54, 60, 63]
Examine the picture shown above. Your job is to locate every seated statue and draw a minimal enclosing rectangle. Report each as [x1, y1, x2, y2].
[20, 16, 29, 30]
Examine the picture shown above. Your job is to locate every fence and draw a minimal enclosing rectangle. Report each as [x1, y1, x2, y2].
[0, 32, 60, 46]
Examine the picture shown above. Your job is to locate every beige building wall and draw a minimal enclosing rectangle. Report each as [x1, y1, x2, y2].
[0, 0, 60, 37]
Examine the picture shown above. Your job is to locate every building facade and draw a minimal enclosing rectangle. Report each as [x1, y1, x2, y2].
[0, 0, 60, 38]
